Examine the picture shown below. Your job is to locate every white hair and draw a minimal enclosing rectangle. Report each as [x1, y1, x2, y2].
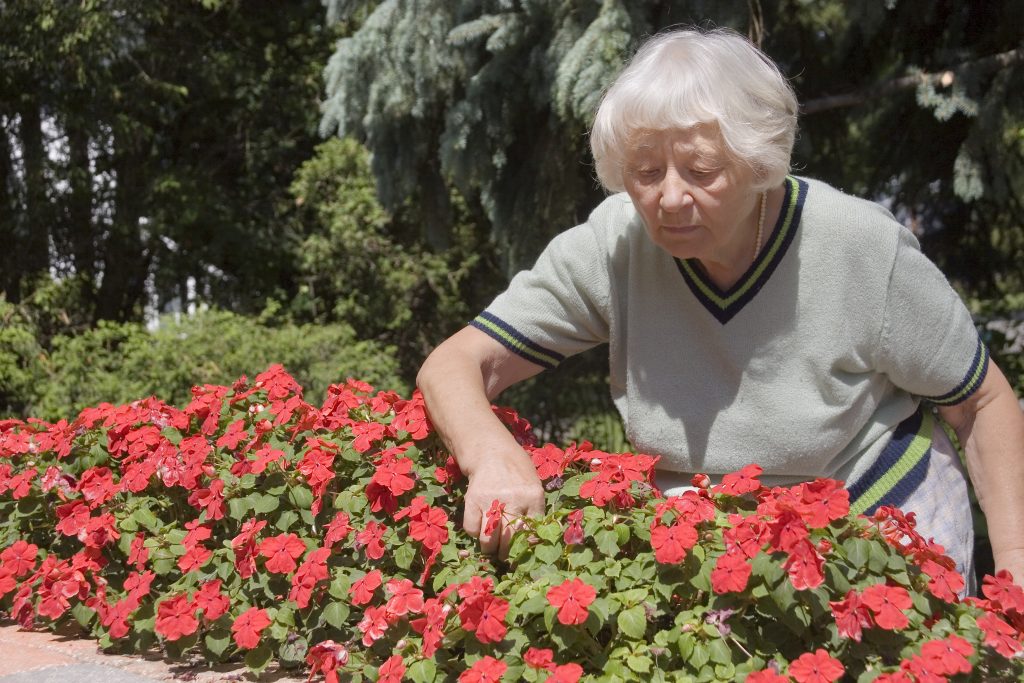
[590, 27, 798, 193]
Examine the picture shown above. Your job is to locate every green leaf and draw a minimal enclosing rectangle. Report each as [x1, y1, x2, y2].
[130, 506, 161, 532]
[536, 520, 562, 543]
[407, 658, 437, 682]
[71, 601, 95, 628]
[568, 547, 595, 569]
[394, 541, 416, 570]
[595, 528, 619, 557]
[617, 605, 647, 639]
[708, 637, 732, 665]
[842, 537, 871, 570]
[626, 654, 652, 673]
[275, 510, 299, 532]
[244, 643, 274, 674]
[690, 642, 710, 670]
[287, 485, 314, 509]
[279, 635, 308, 663]
[535, 543, 562, 566]
[253, 493, 280, 514]
[322, 601, 350, 628]
[204, 630, 232, 657]
[227, 496, 250, 520]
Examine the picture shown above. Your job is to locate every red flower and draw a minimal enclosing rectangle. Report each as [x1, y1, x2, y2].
[155, 594, 198, 642]
[563, 509, 584, 546]
[231, 607, 271, 650]
[355, 521, 388, 560]
[193, 580, 230, 621]
[829, 589, 872, 642]
[712, 463, 763, 496]
[408, 506, 449, 552]
[650, 521, 698, 564]
[127, 533, 149, 571]
[350, 569, 383, 606]
[919, 634, 973, 676]
[795, 478, 849, 528]
[524, 647, 556, 670]
[983, 570, 1024, 613]
[861, 584, 911, 630]
[385, 578, 424, 616]
[290, 548, 330, 609]
[530, 443, 567, 480]
[379, 654, 405, 683]
[259, 533, 307, 574]
[546, 578, 597, 626]
[187, 478, 225, 521]
[55, 500, 90, 537]
[177, 543, 212, 573]
[306, 640, 349, 683]
[977, 613, 1023, 657]
[231, 518, 267, 579]
[357, 605, 391, 646]
[745, 670, 789, 683]
[921, 558, 965, 603]
[459, 594, 510, 644]
[484, 499, 505, 536]
[370, 456, 416, 497]
[545, 663, 584, 683]
[788, 649, 844, 683]
[711, 550, 752, 594]
[723, 514, 767, 559]
[459, 656, 506, 683]
[0, 540, 38, 577]
[783, 538, 825, 590]
[324, 512, 353, 549]
[410, 597, 452, 658]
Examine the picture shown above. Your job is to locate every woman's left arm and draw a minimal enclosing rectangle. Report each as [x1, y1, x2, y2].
[938, 359, 1024, 584]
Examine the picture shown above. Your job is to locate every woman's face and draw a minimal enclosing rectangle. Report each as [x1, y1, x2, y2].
[622, 126, 760, 269]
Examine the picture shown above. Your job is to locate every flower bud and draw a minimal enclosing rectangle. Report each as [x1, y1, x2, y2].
[458, 549, 470, 559]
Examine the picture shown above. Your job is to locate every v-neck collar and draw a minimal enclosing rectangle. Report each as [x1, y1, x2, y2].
[674, 176, 807, 324]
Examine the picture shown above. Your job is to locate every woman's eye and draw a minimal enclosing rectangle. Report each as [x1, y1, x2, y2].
[690, 168, 715, 179]
[636, 168, 661, 179]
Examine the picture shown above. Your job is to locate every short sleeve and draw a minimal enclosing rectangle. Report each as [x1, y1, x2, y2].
[875, 229, 988, 405]
[470, 220, 613, 370]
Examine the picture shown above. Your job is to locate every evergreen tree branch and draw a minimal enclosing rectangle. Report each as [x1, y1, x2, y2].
[802, 47, 1024, 115]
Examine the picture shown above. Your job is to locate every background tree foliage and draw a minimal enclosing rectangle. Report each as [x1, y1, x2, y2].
[1, 0, 1021, 447]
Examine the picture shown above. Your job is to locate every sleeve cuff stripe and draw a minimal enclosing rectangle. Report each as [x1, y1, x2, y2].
[925, 338, 990, 406]
[470, 312, 563, 369]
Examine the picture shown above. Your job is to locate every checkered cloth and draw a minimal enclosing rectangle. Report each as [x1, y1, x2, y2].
[897, 417, 977, 596]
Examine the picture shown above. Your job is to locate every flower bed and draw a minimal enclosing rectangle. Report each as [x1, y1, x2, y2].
[1, 365, 1022, 682]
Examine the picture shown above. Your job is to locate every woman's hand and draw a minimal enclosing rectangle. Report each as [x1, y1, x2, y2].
[462, 449, 546, 559]
[417, 325, 548, 559]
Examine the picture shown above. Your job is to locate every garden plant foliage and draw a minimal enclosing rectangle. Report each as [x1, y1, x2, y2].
[1, 366, 1024, 682]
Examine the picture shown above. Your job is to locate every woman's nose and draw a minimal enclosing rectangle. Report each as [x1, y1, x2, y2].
[659, 169, 692, 213]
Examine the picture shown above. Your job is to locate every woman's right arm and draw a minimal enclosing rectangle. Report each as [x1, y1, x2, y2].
[416, 326, 547, 558]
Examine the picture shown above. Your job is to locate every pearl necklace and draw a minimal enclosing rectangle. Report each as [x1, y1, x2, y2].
[752, 190, 767, 260]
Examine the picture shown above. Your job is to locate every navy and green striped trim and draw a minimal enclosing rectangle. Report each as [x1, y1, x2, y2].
[675, 176, 807, 324]
[470, 311, 565, 370]
[848, 408, 933, 517]
[925, 337, 989, 406]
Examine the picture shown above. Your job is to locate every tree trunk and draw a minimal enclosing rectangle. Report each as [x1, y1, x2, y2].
[0, 115, 19, 301]
[17, 99, 50, 288]
[66, 123, 96, 282]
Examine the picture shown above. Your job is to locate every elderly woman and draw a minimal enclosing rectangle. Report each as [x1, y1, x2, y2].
[416, 27, 1024, 588]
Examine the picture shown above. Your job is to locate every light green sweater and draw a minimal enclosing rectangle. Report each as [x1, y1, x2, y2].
[472, 176, 987, 495]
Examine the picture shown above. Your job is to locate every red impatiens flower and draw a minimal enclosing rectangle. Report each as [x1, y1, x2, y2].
[231, 606, 272, 650]
[921, 558, 965, 603]
[484, 499, 505, 536]
[919, 634, 973, 676]
[408, 505, 450, 552]
[155, 594, 198, 642]
[711, 463, 763, 496]
[545, 663, 584, 683]
[231, 518, 267, 579]
[983, 570, 1024, 613]
[385, 578, 424, 616]
[977, 613, 1023, 657]
[357, 605, 392, 646]
[127, 533, 149, 572]
[459, 656, 507, 683]
[350, 569, 383, 606]
[177, 543, 212, 574]
[187, 478, 225, 521]
[563, 509, 584, 546]
[547, 578, 597, 626]
[259, 533, 307, 574]
[355, 521, 388, 560]
[193, 580, 230, 621]
[861, 584, 912, 630]
[306, 640, 349, 683]
[524, 647, 556, 670]
[795, 478, 849, 528]
[0, 540, 38, 577]
[458, 593, 510, 644]
[829, 589, 873, 642]
[650, 520, 698, 564]
[290, 547, 330, 609]
[788, 648, 844, 683]
[378, 654, 405, 683]
[711, 549, 752, 594]
[323, 512, 353, 549]
[410, 597, 452, 658]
